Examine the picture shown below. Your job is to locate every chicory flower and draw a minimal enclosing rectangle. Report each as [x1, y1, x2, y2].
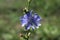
[20, 10, 41, 30]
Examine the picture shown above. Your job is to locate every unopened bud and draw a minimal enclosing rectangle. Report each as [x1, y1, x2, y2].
[28, 32, 31, 36]
[28, 0, 30, 2]
[23, 7, 28, 13]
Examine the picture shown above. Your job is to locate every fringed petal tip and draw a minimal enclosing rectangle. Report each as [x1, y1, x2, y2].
[21, 23, 26, 27]
[36, 24, 41, 28]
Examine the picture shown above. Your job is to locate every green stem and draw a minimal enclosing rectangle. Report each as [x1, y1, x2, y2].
[26, 31, 29, 40]
[24, 30, 30, 40]
[27, 0, 32, 10]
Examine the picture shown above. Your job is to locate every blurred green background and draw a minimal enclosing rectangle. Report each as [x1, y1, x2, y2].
[0, 0, 60, 40]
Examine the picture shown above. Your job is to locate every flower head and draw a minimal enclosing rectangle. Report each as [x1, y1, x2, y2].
[20, 10, 41, 30]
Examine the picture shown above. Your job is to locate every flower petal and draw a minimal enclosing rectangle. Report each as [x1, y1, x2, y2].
[33, 13, 41, 22]
[26, 10, 33, 17]
[20, 14, 28, 27]
[36, 24, 41, 28]
[32, 13, 41, 28]
[25, 22, 32, 30]
[31, 25, 35, 29]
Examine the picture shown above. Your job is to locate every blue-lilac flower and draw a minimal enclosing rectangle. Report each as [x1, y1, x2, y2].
[20, 10, 41, 30]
